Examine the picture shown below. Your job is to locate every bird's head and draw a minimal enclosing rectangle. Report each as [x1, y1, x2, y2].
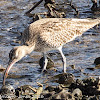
[3, 46, 28, 85]
[9, 46, 27, 63]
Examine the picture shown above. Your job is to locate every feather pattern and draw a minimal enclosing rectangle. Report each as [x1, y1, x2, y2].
[21, 18, 100, 52]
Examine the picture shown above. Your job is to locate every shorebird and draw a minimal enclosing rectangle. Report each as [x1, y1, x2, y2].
[3, 18, 100, 85]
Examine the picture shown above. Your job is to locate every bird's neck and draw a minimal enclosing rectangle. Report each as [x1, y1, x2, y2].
[21, 45, 35, 55]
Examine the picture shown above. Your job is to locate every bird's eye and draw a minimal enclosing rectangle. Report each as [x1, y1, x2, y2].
[9, 49, 17, 61]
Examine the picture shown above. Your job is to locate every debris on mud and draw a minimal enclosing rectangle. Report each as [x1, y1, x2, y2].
[40, 77, 100, 99]
[91, 0, 100, 11]
[25, 0, 79, 21]
[53, 73, 74, 86]
[0, 84, 15, 100]
[0, 82, 43, 100]
[0, 76, 100, 100]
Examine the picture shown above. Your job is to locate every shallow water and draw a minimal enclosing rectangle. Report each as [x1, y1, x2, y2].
[0, 0, 100, 88]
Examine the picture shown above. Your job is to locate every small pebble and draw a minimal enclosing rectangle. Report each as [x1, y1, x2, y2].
[72, 88, 82, 99]
[0, 65, 5, 72]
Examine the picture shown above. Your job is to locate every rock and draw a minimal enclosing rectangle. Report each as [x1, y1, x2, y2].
[87, 96, 99, 100]
[76, 79, 84, 85]
[54, 85, 63, 93]
[45, 85, 63, 93]
[83, 77, 97, 86]
[41, 91, 55, 99]
[51, 89, 73, 100]
[0, 84, 15, 95]
[0, 65, 5, 72]
[72, 88, 82, 100]
[15, 82, 43, 100]
[57, 73, 74, 86]
[94, 57, 100, 65]
[0, 84, 15, 100]
[43, 85, 73, 99]
[39, 56, 54, 70]
[97, 77, 100, 91]
[69, 77, 100, 96]
[95, 64, 100, 69]
[45, 86, 56, 92]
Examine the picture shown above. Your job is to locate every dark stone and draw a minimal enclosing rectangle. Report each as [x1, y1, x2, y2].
[45, 86, 56, 92]
[51, 89, 72, 100]
[45, 85, 62, 93]
[39, 56, 54, 70]
[69, 77, 100, 96]
[57, 73, 74, 85]
[94, 57, 100, 65]
[54, 85, 63, 93]
[43, 92, 55, 98]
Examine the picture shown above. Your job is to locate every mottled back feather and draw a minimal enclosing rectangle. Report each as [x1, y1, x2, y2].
[21, 18, 100, 52]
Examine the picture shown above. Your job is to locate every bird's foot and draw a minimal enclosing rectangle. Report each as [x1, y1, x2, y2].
[41, 69, 47, 73]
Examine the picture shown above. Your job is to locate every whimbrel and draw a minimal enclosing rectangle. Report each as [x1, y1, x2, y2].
[3, 18, 100, 85]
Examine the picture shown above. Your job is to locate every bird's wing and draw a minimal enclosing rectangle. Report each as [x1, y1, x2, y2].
[38, 18, 99, 48]
[22, 18, 100, 48]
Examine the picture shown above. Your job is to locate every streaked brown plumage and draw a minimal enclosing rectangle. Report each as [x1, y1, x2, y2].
[22, 18, 100, 51]
[3, 18, 100, 85]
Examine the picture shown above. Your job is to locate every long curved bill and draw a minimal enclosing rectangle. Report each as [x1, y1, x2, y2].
[3, 61, 16, 85]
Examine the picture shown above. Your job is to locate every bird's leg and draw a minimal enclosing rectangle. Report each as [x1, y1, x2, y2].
[42, 52, 48, 72]
[58, 47, 66, 73]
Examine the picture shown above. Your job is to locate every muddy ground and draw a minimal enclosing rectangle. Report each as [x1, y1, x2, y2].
[0, 0, 100, 99]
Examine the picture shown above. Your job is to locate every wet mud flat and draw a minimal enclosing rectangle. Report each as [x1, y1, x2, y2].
[0, 0, 100, 99]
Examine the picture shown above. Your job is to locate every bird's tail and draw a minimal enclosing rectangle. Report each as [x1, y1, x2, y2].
[94, 18, 100, 24]
[84, 18, 100, 32]
[75, 18, 100, 36]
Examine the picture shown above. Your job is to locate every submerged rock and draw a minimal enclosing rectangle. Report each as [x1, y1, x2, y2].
[94, 57, 100, 65]
[39, 56, 54, 70]
[53, 73, 74, 86]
